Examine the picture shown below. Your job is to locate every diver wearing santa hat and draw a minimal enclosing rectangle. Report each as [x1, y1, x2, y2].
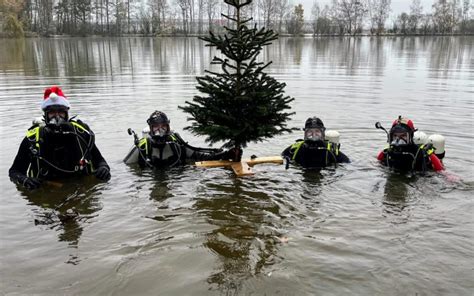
[9, 86, 111, 190]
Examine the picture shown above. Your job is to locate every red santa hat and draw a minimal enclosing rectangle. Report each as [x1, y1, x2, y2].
[41, 86, 70, 111]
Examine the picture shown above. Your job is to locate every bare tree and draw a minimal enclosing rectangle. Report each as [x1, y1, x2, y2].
[188, 0, 193, 31]
[258, 0, 276, 28]
[105, 0, 110, 32]
[176, 0, 189, 34]
[75, 0, 92, 33]
[1, 0, 25, 36]
[37, 0, 54, 34]
[420, 13, 433, 34]
[311, 0, 320, 34]
[149, 0, 167, 33]
[126, 0, 131, 33]
[205, 0, 218, 31]
[367, 0, 391, 34]
[138, 5, 151, 33]
[353, 0, 367, 33]
[461, 0, 470, 20]
[332, 0, 367, 35]
[397, 12, 409, 34]
[329, 1, 346, 34]
[459, 0, 473, 33]
[317, 4, 333, 34]
[241, 0, 256, 20]
[197, 0, 204, 33]
[275, 0, 289, 33]
[432, 0, 458, 33]
[286, 3, 304, 35]
[93, 0, 101, 33]
[408, 0, 423, 33]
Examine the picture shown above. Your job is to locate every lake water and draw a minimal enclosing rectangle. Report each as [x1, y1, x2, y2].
[0, 36, 473, 295]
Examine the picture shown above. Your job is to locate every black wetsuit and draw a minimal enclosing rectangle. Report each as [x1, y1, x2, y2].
[9, 120, 109, 185]
[378, 143, 443, 172]
[282, 140, 350, 169]
[136, 132, 230, 168]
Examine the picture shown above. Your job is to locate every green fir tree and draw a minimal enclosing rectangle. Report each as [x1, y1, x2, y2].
[179, 0, 295, 161]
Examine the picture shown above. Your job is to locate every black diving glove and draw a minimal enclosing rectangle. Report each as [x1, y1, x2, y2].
[94, 165, 111, 181]
[222, 147, 243, 161]
[17, 175, 42, 190]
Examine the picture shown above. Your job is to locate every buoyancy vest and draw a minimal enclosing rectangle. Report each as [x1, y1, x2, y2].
[26, 120, 95, 178]
[137, 133, 185, 167]
[290, 140, 340, 167]
[384, 143, 443, 172]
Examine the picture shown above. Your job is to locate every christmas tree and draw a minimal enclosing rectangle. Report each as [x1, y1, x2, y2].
[179, 0, 295, 161]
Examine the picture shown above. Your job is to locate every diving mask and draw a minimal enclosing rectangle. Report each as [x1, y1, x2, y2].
[304, 128, 324, 142]
[390, 132, 410, 147]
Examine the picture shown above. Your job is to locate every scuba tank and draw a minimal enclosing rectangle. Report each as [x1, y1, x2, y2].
[428, 134, 445, 160]
[142, 126, 150, 137]
[325, 130, 341, 168]
[414, 130, 445, 160]
[413, 131, 428, 145]
[124, 127, 156, 165]
[32, 117, 45, 126]
[325, 130, 340, 145]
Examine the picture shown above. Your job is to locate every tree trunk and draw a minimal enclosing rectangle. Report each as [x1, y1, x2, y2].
[106, 0, 109, 33]
[127, 0, 130, 33]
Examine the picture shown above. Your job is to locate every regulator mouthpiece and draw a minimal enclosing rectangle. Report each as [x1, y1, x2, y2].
[48, 116, 66, 126]
[391, 138, 408, 146]
[155, 127, 168, 137]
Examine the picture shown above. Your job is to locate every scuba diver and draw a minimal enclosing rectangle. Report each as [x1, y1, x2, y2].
[282, 117, 350, 169]
[9, 86, 111, 190]
[124, 111, 241, 168]
[376, 116, 444, 172]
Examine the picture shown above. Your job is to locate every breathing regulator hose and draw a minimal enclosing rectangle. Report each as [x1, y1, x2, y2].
[31, 123, 95, 174]
[375, 121, 390, 142]
[127, 128, 153, 168]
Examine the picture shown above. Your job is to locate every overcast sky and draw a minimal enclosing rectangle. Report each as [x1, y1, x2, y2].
[297, 0, 435, 18]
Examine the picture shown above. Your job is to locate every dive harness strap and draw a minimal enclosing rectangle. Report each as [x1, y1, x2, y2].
[138, 134, 184, 167]
[386, 143, 435, 173]
[290, 140, 339, 167]
[26, 121, 95, 177]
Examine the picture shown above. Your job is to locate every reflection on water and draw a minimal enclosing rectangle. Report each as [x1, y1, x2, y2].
[1, 37, 472, 80]
[0, 37, 209, 78]
[148, 169, 174, 204]
[0, 36, 473, 295]
[18, 176, 102, 264]
[381, 173, 413, 219]
[194, 179, 282, 294]
[383, 173, 412, 204]
[146, 166, 186, 222]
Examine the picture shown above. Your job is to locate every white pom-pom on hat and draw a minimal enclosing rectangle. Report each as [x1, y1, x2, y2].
[41, 86, 71, 111]
[48, 92, 58, 101]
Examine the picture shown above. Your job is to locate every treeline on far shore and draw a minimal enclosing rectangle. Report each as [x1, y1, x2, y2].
[1, 31, 473, 39]
[1, 0, 473, 38]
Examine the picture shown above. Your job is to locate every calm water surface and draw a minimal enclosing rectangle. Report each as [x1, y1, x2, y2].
[0, 37, 473, 295]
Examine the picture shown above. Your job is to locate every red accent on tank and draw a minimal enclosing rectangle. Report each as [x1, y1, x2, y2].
[430, 154, 444, 171]
[377, 151, 385, 161]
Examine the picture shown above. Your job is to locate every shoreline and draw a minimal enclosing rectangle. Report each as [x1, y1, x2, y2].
[1, 32, 473, 39]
